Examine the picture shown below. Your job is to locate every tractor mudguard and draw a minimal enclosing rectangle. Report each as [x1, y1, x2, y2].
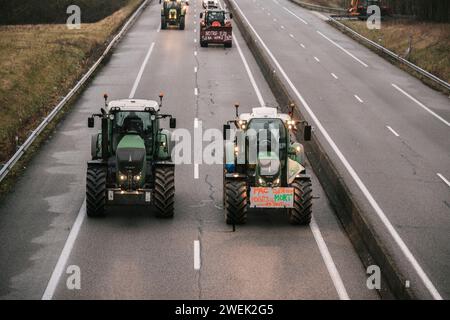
[290, 142, 306, 166]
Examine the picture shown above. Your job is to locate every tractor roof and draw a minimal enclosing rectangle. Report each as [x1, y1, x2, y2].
[107, 99, 159, 112]
[239, 107, 291, 122]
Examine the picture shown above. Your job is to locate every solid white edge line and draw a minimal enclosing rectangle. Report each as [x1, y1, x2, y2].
[230, 0, 442, 300]
[233, 33, 265, 107]
[42, 201, 86, 300]
[283, 6, 308, 24]
[316, 30, 368, 68]
[129, 42, 155, 99]
[231, 0, 348, 300]
[386, 126, 400, 137]
[194, 240, 201, 270]
[437, 173, 450, 188]
[310, 218, 350, 300]
[391, 83, 450, 127]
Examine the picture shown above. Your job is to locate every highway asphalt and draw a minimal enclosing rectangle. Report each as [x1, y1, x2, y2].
[229, 0, 449, 299]
[0, 0, 378, 299]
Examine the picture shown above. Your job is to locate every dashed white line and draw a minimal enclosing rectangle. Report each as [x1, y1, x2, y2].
[273, 18, 277, 22]
[391, 83, 450, 127]
[314, 56, 320, 62]
[194, 87, 198, 96]
[194, 240, 201, 270]
[331, 73, 338, 80]
[317, 30, 368, 68]
[289, 33, 294, 38]
[437, 173, 450, 188]
[386, 125, 400, 137]
[194, 66, 198, 73]
[230, 0, 442, 300]
[281, 25, 285, 29]
[129, 42, 155, 99]
[194, 28, 197, 33]
[194, 38, 197, 43]
[354, 95, 363, 103]
[300, 43, 305, 48]
[283, 6, 308, 24]
[194, 51, 197, 56]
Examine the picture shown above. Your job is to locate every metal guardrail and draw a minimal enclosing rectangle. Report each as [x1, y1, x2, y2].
[289, 0, 346, 15]
[0, 0, 150, 184]
[329, 17, 450, 92]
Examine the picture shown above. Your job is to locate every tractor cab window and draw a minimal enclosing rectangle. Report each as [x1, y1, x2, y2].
[112, 111, 154, 154]
[246, 118, 287, 164]
[206, 11, 225, 26]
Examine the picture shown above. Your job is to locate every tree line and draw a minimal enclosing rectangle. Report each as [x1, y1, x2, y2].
[384, 0, 450, 22]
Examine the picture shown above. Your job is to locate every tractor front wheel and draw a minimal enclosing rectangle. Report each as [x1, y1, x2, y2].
[86, 166, 107, 217]
[161, 16, 167, 29]
[288, 178, 312, 225]
[154, 166, 175, 218]
[224, 179, 248, 225]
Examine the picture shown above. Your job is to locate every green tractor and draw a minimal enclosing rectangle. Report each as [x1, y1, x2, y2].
[223, 105, 313, 225]
[86, 94, 177, 218]
[161, 0, 186, 30]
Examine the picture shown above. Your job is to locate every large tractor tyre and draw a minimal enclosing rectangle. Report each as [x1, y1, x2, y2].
[179, 16, 185, 30]
[161, 16, 167, 30]
[288, 178, 313, 225]
[86, 166, 107, 218]
[224, 179, 248, 225]
[154, 166, 175, 218]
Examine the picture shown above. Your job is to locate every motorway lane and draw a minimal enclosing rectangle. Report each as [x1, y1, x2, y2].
[50, 0, 376, 299]
[230, 0, 450, 298]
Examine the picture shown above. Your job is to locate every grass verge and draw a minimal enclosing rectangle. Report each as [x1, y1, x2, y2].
[0, 0, 143, 195]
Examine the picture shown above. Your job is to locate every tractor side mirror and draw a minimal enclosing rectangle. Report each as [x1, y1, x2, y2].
[200, 12, 203, 19]
[88, 117, 95, 128]
[304, 125, 312, 141]
[170, 118, 177, 129]
[223, 124, 231, 140]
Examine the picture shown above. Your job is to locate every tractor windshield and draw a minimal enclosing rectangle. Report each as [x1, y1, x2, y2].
[206, 11, 225, 26]
[246, 118, 288, 165]
[111, 111, 154, 154]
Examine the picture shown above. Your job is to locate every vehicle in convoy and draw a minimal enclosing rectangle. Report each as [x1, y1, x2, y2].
[86, 95, 177, 218]
[202, 0, 219, 9]
[222, 104, 313, 225]
[348, 0, 391, 19]
[199, 9, 233, 48]
[161, 0, 186, 30]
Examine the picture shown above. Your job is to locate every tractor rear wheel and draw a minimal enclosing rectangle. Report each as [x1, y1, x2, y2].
[224, 179, 248, 225]
[86, 166, 107, 217]
[161, 16, 167, 29]
[154, 166, 175, 218]
[288, 178, 312, 225]
[179, 16, 185, 30]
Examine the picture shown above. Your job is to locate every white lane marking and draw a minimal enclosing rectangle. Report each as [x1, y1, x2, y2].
[289, 33, 294, 38]
[194, 51, 198, 56]
[392, 84, 450, 127]
[194, 240, 201, 270]
[317, 30, 368, 68]
[331, 73, 339, 80]
[129, 42, 155, 98]
[194, 66, 198, 73]
[354, 95, 363, 103]
[314, 56, 320, 62]
[386, 126, 400, 137]
[231, 0, 442, 300]
[233, 33, 265, 107]
[194, 117, 199, 128]
[300, 43, 305, 48]
[194, 28, 197, 33]
[437, 173, 450, 188]
[194, 38, 197, 43]
[311, 218, 350, 300]
[42, 201, 86, 300]
[231, 0, 348, 300]
[194, 164, 199, 179]
[273, 18, 277, 22]
[283, 6, 308, 24]
[194, 87, 198, 96]
[281, 25, 285, 29]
